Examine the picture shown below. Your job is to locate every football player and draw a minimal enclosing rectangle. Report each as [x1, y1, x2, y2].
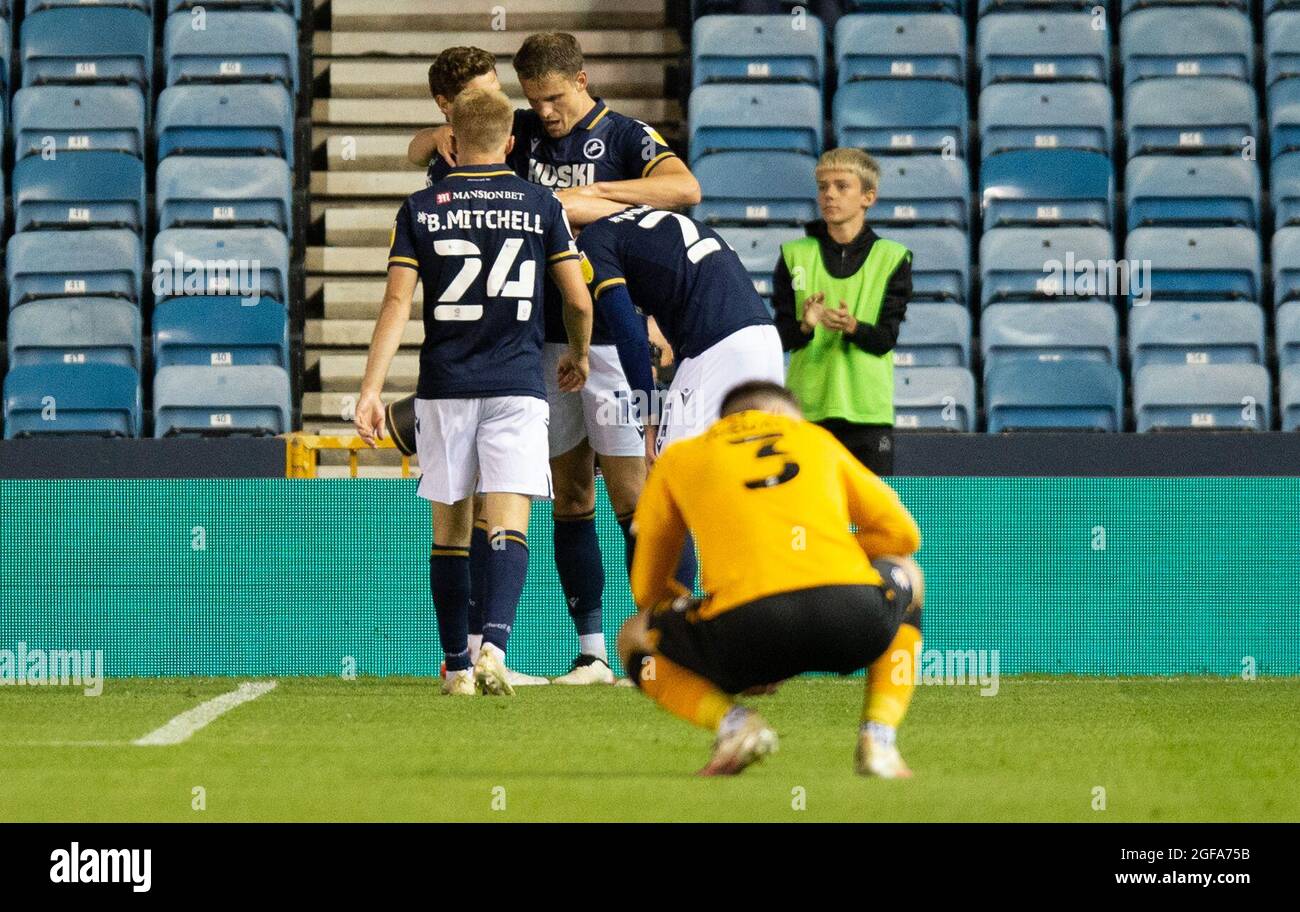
[355, 88, 593, 696]
[618, 381, 925, 777]
[412, 33, 703, 685]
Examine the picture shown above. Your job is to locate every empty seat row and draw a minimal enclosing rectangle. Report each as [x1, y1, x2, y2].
[10, 85, 295, 160]
[893, 363, 1298, 432]
[2, 363, 292, 439]
[5, 228, 290, 309]
[13, 8, 297, 92]
[7, 152, 292, 233]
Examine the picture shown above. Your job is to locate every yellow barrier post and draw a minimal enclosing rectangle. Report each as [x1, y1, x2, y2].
[283, 432, 412, 479]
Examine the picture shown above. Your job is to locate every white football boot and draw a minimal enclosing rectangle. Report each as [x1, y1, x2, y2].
[440, 669, 477, 696]
[855, 724, 913, 779]
[553, 654, 616, 685]
[473, 643, 516, 696]
[506, 668, 551, 687]
[698, 708, 778, 776]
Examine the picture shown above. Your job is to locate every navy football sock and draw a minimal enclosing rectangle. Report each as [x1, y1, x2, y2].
[482, 529, 530, 653]
[429, 546, 471, 672]
[468, 523, 489, 638]
[616, 512, 636, 576]
[554, 513, 604, 637]
[674, 534, 698, 594]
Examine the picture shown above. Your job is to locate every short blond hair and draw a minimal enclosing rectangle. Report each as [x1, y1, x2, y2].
[815, 148, 880, 193]
[450, 87, 514, 156]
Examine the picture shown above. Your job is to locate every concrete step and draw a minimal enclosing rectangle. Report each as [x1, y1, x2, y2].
[306, 318, 423, 348]
[307, 245, 392, 275]
[302, 389, 408, 420]
[324, 59, 670, 100]
[315, 29, 682, 59]
[310, 171, 427, 199]
[316, 352, 419, 391]
[321, 280, 419, 319]
[324, 133, 419, 171]
[313, 97, 679, 127]
[324, 207, 399, 246]
[329, 0, 666, 31]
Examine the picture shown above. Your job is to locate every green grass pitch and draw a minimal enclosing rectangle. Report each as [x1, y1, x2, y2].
[2, 677, 1297, 822]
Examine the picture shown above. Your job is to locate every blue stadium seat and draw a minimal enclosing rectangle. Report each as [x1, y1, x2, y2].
[715, 227, 787, 298]
[26, 0, 150, 10]
[12, 86, 146, 159]
[1122, 0, 1243, 14]
[152, 228, 290, 305]
[834, 80, 968, 156]
[166, 0, 298, 13]
[0, 18, 12, 99]
[893, 367, 976, 431]
[1126, 78, 1257, 157]
[979, 150, 1114, 229]
[153, 365, 291, 437]
[979, 83, 1113, 158]
[7, 229, 143, 310]
[1269, 79, 1300, 159]
[13, 151, 146, 232]
[1129, 303, 1265, 372]
[894, 303, 970, 367]
[1134, 364, 1272, 431]
[688, 85, 822, 164]
[3, 363, 142, 438]
[153, 296, 289, 369]
[7, 298, 141, 369]
[156, 156, 293, 232]
[835, 14, 965, 87]
[156, 84, 295, 159]
[984, 0, 1110, 15]
[977, 13, 1109, 87]
[164, 11, 299, 90]
[1271, 226, 1300, 306]
[852, 0, 961, 14]
[1266, 11, 1300, 87]
[874, 155, 970, 228]
[979, 227, 1115, 308]
[986, 361, 1124, 432]
[981, 303, 1118, 375]
[1120, 9, 1253, 87]
[1278, 301, 1300, 366]
[692, 15, 824, 87]
[692, 151, 818, 225]
[21, 7, 152, 90]
[877, 227, 970, 305]
[1127, 227, 1261, 304]
[1125, 156, 1260, 229]
[1270, 153, 1300, 227]
[1282, 364, 1300, 431]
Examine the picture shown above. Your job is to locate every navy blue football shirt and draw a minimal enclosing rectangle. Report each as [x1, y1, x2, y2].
[426, 100, 678, 345]
[576, 205, 773, 363]
[390, 163, 580, 400]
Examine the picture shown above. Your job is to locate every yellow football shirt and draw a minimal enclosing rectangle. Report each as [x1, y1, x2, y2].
[631, 410, 921, 618]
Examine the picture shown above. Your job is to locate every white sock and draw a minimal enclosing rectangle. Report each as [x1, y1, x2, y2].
[468, 634, 483, 664]
[864, 721, 897, 747]
[578, 633, 607, 661]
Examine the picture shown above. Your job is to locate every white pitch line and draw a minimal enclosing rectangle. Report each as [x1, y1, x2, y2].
[132, 681, 277, 747]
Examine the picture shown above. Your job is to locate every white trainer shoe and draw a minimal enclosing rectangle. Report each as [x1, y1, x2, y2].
[698, 708, 778, 776]
[506, 668, 551, 687]
[440, 669, 477, 696]
[474, 643, 516, 696]
[855, 728, 913, 779]
[553, 654, 616, 685]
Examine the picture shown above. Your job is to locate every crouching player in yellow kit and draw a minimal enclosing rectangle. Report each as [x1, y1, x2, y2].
[617, 381, 925, 777]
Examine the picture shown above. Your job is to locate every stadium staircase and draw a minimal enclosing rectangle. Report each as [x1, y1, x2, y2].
[304, 0, 683, 472]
